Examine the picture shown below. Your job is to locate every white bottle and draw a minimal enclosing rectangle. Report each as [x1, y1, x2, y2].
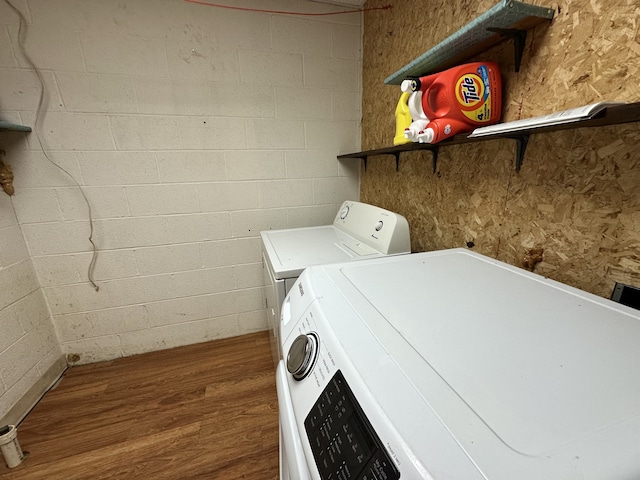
[401, 79, 429, 143]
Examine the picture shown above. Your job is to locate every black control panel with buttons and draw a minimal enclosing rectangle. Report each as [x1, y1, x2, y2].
[304, 370, 400, 480]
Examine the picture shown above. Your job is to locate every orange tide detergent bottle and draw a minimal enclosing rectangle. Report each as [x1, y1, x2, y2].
[404, 62, 502, 144]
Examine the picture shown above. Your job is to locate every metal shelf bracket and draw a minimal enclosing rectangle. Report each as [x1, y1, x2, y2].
[512, 134, 529, 171]
[486, 27, 527, 72]
[393, 152, 401, 171]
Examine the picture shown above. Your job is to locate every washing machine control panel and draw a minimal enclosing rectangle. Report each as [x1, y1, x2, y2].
[305, 370, 400, 480]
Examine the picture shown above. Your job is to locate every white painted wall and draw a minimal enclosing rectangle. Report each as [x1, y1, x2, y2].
[0, 0, 361, 390]
[0, 186, 64, 424]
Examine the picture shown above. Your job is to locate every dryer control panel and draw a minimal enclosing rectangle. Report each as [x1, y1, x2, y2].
[333, 201, 410, 255]
[305, 370, 400, 480]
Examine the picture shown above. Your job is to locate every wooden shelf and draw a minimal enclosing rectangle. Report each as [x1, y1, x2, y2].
[0, 121, 32, 132]
[338, 102, 640, 172]
[384, 0, 555, 84]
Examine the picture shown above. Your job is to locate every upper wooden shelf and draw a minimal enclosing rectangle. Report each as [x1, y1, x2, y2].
[338, 102, 640, 172]
[0, 121, 32, 132]
[384, 0, 555, 85]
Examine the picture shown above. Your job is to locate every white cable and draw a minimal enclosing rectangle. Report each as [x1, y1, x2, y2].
[4, 0, 99, 291]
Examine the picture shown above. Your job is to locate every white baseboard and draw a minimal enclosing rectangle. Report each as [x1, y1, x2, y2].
[0, 355, 67, 427]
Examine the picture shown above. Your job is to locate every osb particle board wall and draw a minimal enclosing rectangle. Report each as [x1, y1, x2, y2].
[360, 0, 640, 297]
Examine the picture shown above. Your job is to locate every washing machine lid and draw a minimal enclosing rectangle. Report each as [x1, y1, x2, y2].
[307, 248, 640, 480]
[261, 225, 380, 280]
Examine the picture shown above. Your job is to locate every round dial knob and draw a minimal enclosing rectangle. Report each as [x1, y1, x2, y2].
[339, 206, 350, 220]
[375, 220, 384, 231]
[287, 333, 319, 381]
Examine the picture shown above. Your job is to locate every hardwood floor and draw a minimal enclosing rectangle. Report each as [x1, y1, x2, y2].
[0, 332, 279, 479]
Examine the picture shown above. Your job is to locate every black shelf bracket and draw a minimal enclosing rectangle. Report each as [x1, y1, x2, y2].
[430, 147, 439, 173]
[510, 134, 530, 171]
[487, 27, 527, 72]
[393, 152, 401, 171]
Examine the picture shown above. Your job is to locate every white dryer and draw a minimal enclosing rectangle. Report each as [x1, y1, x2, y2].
[261, 201, 410, 365]
[277, 248, 640, 480]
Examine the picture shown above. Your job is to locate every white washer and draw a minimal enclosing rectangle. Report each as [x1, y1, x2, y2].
[277, 248, 640, 480]
[261, 201, 411, 366]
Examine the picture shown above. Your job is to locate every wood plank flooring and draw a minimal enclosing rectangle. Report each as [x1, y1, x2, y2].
[0, 332, 279, 479]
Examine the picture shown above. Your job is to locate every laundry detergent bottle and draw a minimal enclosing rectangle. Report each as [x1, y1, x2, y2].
[407, 62, 502, 144]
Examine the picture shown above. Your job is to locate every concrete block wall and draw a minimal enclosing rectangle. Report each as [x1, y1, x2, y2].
[0, 0, 361, 418]
[0, 188, 65, 424]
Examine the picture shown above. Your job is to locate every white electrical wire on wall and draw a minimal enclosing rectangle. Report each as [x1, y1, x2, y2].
[4, 0, 100, 291]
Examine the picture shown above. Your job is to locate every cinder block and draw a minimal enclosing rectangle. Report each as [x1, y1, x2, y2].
[305, 119, 359, 150]
[197, 182, 260, 212]
[25, 112, 114, 151]
[55, 304, 149, 342]
[207, 287, 263, 318]
[16, 24, 84, 72]
[230, 208, 287, 238]
[225, 151, 285, 181]
[126, 184, 200, 216]
[78, 151, 159, 186]
[0, 226, 29, 268]
[94, 217, 168, 250]
[177, 117, 247, 150]
[259, 179, 313, 208]
[45, 282, 113, 315]
[286, 204, 339, 228]
[166, 213, 232, 243]
[60, 336, 123, 365]
[332, 90, 362, 121]
[0, 260, 40, 309]
[303, 56, 358, 89]
[165, 26, 240, 82]
[11, 188, 62, 224]
[135, 244, 202, 276]
[285, 150, 340, 178]
[56, 72, 138, 114]
[10, 151, 83, 188]
[271, 16, 331, 56]
[210, 83, 275, 118]
[168, 266, 233, 299]
[146, 295, 210, 327]
[135, 77, 212, 116]
[110, 115, 181, 150]
[0, 306, 24, 352]
[158, 151, 227, 183]
[82, 31, 168, 77]
[0, 69, 61, 110]
[233, 263, 263, 289]
[245, 119, 305, 150]
[331, 23, 361, 59]
[239, 50, 303, 87]
[274, 86, 331, 121]
[200, 237, 261, 268]
[238, 309, 268, 334]
[57, 186, 130, 220]
[21, 221, 94, 256]
[313, 176, 359, 205]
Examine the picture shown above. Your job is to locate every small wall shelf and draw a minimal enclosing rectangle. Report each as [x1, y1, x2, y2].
[338, 102, 640, 172]
[0, 121, 32, 133]
[384, 0, 555, 84]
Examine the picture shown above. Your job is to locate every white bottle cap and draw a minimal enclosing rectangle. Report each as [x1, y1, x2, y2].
[400, 79, 412, 92]
[417, 128, 435, 144]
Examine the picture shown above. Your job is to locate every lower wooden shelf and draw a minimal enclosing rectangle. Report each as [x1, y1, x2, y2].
[338, 102, 640, 172]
